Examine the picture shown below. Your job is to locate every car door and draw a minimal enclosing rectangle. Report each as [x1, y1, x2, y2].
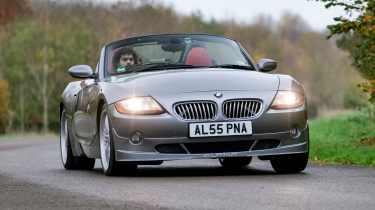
[73, 78, 97, 142]
[73, 48, 106, 146]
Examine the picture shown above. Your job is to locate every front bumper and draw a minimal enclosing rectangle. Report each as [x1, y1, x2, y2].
[109, 104, 309, 162]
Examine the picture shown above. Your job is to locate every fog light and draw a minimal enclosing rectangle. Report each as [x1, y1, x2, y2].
[290, 128, 300, 138]
[129, 131, 143, 145]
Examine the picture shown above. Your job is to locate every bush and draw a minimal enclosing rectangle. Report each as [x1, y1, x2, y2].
[343, 85, 368, 109]
[0, 80, 10, 133]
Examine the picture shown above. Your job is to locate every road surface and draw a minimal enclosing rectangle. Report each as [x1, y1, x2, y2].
[1, 136, 374, 210]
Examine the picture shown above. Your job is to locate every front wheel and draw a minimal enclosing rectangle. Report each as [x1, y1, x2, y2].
[60, 109, 95, 170]
[219, 157, 252, 169]
[270, 153, 308, 174]
[99, 106, 137, 176]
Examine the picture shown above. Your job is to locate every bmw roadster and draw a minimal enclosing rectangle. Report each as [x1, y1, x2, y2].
[60, 34, 309, 176]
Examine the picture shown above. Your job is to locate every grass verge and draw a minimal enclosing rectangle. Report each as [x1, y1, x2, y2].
[0, 132, 57, 141]
[310, 111, 375, 167]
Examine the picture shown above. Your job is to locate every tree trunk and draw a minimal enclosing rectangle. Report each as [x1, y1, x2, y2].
[42, 2, 49, 134]
[42, 61, 48, 133]
[19, 85, 24, 133]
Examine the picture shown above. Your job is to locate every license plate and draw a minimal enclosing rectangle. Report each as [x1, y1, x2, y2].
[189, 121, 252, 138]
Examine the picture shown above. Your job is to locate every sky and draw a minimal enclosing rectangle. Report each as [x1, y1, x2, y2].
[159, 0, 345, 31]
[100, 0, 346, 31]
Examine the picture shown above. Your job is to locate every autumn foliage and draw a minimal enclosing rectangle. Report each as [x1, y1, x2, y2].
[318, 0, 375, 103]
[0, 0, 30, 26]
[0, 80, 9, 133]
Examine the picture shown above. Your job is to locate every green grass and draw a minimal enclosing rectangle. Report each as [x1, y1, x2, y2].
[310, 111, 375, 167]
[0, 132, 57, 141]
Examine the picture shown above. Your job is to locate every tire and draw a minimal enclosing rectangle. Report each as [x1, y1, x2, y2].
[99, 105, 137, 176]
[60, 109, 95, 170]
[270, 153, 308, 174]
[219, 157, 252, 169]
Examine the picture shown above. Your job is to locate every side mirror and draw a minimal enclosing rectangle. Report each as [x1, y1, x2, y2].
[68, 65, 95, 79]
[257, 58, 277, 72]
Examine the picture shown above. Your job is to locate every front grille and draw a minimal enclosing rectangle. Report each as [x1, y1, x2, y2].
[155, 144, 187, 154]
[223, 99, 262, 119]
[155, 141, 254, 154]
[184, 141, 254, 154]
[252, 139, 280, 150]
[174, 101, 217, 120]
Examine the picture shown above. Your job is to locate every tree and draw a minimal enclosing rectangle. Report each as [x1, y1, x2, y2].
[0, 1, 30, 131]
[0, 0, 30, 26]
[1, 15, 99, 132]
[316, 0, 375, 104]
[0, 80, 9, 133]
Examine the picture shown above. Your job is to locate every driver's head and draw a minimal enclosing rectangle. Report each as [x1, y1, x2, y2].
[115, 48, 138, 68]
[120, 53, 135, 67]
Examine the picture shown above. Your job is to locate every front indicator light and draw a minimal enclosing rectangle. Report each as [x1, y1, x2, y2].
[270, 91, 305, 109]
[114, 96, 165, 115]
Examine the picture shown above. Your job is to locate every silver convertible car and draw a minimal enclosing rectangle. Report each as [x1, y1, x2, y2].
[60, 34, 309, 176]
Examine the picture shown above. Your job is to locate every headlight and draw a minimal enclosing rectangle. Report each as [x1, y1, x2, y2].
[270, 91, 305, 109]
[114, 96, 165, 115]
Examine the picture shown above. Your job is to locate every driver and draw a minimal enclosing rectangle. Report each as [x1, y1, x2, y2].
[113, 48, 139, 73]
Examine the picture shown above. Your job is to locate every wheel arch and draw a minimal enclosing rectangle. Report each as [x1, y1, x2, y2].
[59, 102, 64, 119]
[97, 94, 107, 131]
[60, 101, 86, 157]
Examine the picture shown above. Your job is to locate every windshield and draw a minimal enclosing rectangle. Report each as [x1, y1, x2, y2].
[106, 35, 253, 76]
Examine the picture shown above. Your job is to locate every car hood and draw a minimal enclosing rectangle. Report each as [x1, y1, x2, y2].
[101, 68, 280, 104]
[105, 68, 279, 92]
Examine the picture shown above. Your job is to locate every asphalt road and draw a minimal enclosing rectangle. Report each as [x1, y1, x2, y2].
[0, 137, 375, 210]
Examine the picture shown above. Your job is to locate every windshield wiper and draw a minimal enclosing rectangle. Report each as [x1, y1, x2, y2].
[130, 63, 205, 73]
[209, 64, 254, 70]
[114, 63, 253, 75]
